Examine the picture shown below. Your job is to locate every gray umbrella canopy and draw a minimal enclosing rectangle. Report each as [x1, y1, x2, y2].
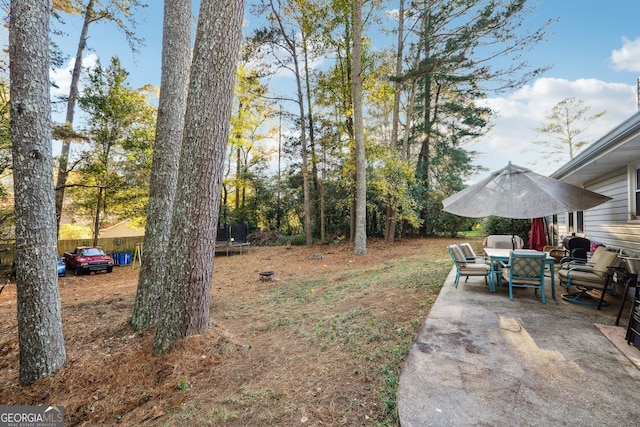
[441, 162, 612, 219]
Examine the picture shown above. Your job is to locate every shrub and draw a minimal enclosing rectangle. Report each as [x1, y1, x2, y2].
[482, 216, 531, 246]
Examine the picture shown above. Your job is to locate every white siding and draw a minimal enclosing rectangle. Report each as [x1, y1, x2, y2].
[582, 167, 640, 254]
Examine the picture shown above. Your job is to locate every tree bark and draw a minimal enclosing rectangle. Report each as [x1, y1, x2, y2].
[55, 0, 95, 234]
[153, 0, 244, 354]
[10, 0, 66, 384]
[386, 0, 404, 243]
[302, 30, 320, 240]
[270, 0, 312, 247]
[92, 186, 103, 245]
[352, 0, 366, 255]
[132, 0, 191, 330]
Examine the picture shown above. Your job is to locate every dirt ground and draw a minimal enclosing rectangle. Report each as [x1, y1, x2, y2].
[0, 237, 459, 426]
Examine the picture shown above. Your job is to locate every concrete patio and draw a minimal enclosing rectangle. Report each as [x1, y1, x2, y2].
[397, 267, 640, 426]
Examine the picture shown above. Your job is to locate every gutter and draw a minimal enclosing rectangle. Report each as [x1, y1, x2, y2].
[551, 110, 640, 179]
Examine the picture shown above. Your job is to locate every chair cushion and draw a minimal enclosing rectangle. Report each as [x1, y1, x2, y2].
[484, 235, 524, 249]
[450, 245, 467, 266]
[460, 243, 485, 263]
[558, 247, 621, 280]
[459, 263, 490, 275]
[558, 268, 609, 288]
[501, 269, 543, 286]
[590, 248, 621, 275]
[459, 243, 474, 259]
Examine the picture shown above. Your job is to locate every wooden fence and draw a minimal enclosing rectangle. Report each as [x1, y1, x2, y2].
[0, 236, 144, 267]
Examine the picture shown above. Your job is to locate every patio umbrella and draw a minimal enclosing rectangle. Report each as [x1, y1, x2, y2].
[442, 162, 612, 219]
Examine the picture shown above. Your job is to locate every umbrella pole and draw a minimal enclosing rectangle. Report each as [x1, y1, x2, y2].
[511, 218, 515, 250]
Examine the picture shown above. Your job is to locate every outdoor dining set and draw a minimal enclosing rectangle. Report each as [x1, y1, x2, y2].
[441, 162, 620, 303]
[447, 238, 621, 305]
[447, 237, 640, 349]
[441, 162, 640, 349]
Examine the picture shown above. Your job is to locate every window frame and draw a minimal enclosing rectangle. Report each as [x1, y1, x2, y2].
[627, 164, 640, 221]
[568, 211, 574, 233]
[576, 211, 584, 234]
[636, 167, 640, 217]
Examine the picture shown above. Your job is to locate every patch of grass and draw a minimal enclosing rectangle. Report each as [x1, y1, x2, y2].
[217, 386, 289, 425]
[177, 376, 190, 391]
[262, 252, 452, 425]
[223, 244, 452, 425]
[214, 409, 238, 422]
[269, 278, 328, 304]
[284, 259, 451, 424]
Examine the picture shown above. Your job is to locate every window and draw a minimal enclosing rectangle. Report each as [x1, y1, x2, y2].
[568, 212, 574, 233]
[576, 211, 584, 234]
[629, 164, 640, 220]
[636, 167, 640, 216]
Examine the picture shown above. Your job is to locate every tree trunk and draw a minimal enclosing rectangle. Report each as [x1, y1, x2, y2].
[352, 0, 366, 255]
[10, 0, 66, 384]
[320, 146, 326, 243]
[154, 0, 244, 354]
[55, 0, 95, 234]
[235, 144, 241, 209]
[386, 0, 404, 243]
[302, 30, 320, 239]
[292, 36, 312, 247]
[269, 0, 312, 246]
[92, 186, 103, 245]
[132, 0, 191, 330]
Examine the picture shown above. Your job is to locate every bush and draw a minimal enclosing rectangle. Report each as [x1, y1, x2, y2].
[288, 233, 308, 246]
[482, 216, 531, 246]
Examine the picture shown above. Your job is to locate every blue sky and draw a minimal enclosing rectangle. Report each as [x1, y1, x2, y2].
[49, 1, 640, 179]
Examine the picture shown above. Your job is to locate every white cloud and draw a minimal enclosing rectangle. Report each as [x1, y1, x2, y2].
[50, 53, 98, 98]
[472, 77, 635, 177]
[611, 37, 640, 72]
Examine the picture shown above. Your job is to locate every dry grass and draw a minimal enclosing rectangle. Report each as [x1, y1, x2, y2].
[0, 237, 462, 426]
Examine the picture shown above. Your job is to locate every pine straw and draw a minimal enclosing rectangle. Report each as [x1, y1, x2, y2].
[1, 311, 242, 425]
[0, 237, 462, 426]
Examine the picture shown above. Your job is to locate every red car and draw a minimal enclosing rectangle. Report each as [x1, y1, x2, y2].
[63, 246, 114, 275]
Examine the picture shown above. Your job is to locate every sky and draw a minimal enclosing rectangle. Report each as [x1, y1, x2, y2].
[48, 1, 640, 181]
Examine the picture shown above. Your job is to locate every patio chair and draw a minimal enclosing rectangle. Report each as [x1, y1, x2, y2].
[447, 244, 490, 288]
[543, 245, 566, 265]
[459, 243, 486, 263]
[500, 251, 547, 303]
[483, 235, 524, 250]
[558, 246, 622, 308]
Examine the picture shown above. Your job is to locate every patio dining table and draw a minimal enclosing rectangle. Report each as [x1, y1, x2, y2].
[483, 248, 556, 299]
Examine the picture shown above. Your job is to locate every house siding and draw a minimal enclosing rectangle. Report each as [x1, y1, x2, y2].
[558, 167, 640, 254]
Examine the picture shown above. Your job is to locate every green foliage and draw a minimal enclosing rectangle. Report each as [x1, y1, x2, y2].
[207, 0, 553, 243]
[482, 216, 531, 246]
[402, 0, 552, 234]
[59, 223, 91, 240]
[287, 233, 308, 246]
[70, 56, 156, 233]
[220, 59, 277, 232]
[177, 376, 190, 391]
[532, 97, 606, 168]
[0, 81, 12, 199]
[432, 210, 478, 238]
[369, 149, 422, 229]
